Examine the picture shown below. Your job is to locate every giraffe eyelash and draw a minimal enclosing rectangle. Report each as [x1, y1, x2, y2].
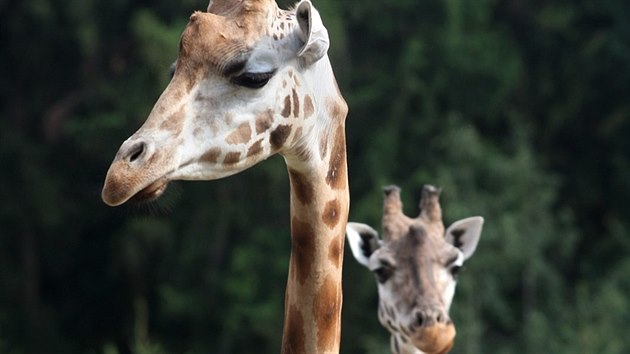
[231, 71, 275, 89]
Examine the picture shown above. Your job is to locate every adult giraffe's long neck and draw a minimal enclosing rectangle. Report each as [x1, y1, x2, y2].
[280, 60, 349, 354]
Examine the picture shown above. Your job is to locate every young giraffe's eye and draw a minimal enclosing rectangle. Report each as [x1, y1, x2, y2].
[374, 267, 393, 283]
[373, 260, 395, 284]
[232, 71, 274, 89]
[450, 265, 462, 278]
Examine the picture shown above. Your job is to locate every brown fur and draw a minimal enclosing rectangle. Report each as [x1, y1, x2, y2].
[159, 106, 185, 134]
[327, 231, 344, 269]
[270, 124, 291, 149]
[313, 274, 341, 352]
[289, 169, 314, 205]
[226, 122, 252, 144]
[325, 125, 347, 190]
[282, 304, 306, 354]
[223, 151, 241, 164]
[282, 95, 292, 117]
[290, 217, 316, 286]
[322, 199, 341, 229]
[247, 138, 264, 157]
[255, 110, 273, 133]
[201, 147, 221, 163]
[292, 89, 300, 118]
[303, 95, 314, 118]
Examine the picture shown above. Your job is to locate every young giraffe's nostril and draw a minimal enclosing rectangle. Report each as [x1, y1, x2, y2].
[415, 312, 425, 327]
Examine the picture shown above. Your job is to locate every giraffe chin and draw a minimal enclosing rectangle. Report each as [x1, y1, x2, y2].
[130, 178, 170, 204]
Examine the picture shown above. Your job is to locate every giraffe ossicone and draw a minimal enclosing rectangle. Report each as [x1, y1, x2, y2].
[347, 185, 483, 354]
[102, 1, 349, 353]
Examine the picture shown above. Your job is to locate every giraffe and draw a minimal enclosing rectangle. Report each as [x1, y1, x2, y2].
[101, 0, 348, 353]
[346, 185, 483, 354]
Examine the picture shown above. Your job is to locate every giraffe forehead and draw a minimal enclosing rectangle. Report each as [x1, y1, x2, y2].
[179, 10, 297, 75]
[179, 12, 258, 73]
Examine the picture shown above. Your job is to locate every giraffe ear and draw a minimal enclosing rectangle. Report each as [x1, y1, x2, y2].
[295, 0, 330, 66]
[346, 222, 382, 267]
[445, 217, 484, 261]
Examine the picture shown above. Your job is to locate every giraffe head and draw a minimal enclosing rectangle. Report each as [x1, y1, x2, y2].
[102, 0, 346, 206]
[346, 185, 483, 354]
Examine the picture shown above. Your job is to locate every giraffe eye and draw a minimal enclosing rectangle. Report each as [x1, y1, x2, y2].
[232, 71, 274, 88]
[373, 260, 395, 284]
[373, 267, 393, 283]
[450, 265, 462, 278]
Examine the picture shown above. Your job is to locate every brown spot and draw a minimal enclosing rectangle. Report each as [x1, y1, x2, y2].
[327, 97, 348, 123]
[247, 138, 263, 157]
[288, 169, 314, 205]
[325, 125, 347, 190]
[273, 34, 278, 40]
[281, 95, 291, 118]
[303, 95, 314, 118]
[322, 199, 341, 229]
[270, 124, 291, 150]
[292, 89, 300, 117]
[328, 231, 344, 268]
[226, 122, 251, 145]
[201, 147, 221, 163]
[255, 110, 273, 134]
[291, 217, 316, 286]
[281, 304, 305, 354]
[319, 135, 328, 160]
[280, 22, 285, 30]
[223, 151, 241, 165]
[313, 275, 341, 352]
[159, 106, 185, 134]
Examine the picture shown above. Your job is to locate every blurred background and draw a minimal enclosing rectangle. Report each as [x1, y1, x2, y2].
[1, 0, 629, 353]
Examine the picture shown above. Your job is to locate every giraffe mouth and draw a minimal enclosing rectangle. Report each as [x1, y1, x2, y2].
[130, 177, 170, 203]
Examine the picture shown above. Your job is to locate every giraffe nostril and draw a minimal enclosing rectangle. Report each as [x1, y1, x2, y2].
[126, 142, 146, 163]
[415, 312, 425, 327]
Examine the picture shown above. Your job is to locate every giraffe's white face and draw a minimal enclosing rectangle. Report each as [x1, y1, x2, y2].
[102, 0, 344, 206]
[347, 201, 483, 354]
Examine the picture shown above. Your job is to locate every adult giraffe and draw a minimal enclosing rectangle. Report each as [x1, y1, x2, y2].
[101, 0, 348, 353]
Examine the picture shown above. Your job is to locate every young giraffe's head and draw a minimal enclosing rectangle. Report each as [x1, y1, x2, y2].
[102, 0, 346, 206]
[346, 185, 483, 354]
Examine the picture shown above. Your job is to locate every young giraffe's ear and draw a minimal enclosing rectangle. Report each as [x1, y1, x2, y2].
[346, 222, 382, 267]
[295, 0, 330, 66]
[445, 217, 484, 261]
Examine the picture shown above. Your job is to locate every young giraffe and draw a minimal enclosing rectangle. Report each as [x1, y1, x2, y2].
[346, 185, 483, 354]
[101, 1, 348, 353]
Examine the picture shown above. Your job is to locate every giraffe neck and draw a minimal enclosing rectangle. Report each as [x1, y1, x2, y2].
[280, 84, 349, 353]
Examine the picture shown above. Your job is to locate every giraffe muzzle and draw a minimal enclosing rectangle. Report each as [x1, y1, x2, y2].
[410, 321, 456, 354]
[102, 139, 174, 206]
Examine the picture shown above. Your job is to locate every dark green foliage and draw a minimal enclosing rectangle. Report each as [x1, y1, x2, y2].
[1, 0, 628, 353]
